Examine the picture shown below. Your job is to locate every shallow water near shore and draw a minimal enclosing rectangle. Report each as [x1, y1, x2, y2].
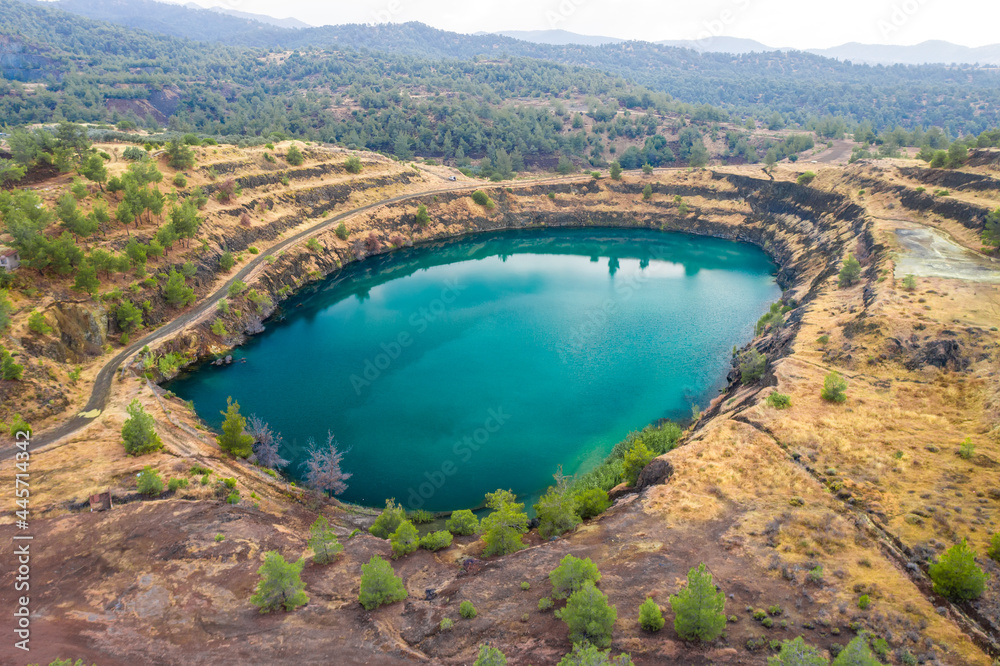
[167, 227, 780, 511]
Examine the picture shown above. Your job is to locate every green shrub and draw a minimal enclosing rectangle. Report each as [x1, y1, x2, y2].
[622, 439, 654, 486]
[557, 643, 635, 666]
[471, 190, 493, 208]
[173, 173, 187, 188]
[535, 475, 582, 538]
[838, 254, 862, 287]
[137, 466, 163, 495]
[739, 349, 767, 383]
[345, 156, 363, 173]
[439, 617, 454, 631]
[472, 645, 507, 666]
[28, 311, 53, 335]
[550, 554, 601, 599]
[370, 499, 407, 539]
[858, 594, 871, 610]
[609, 161, 622, 180]
[796, 171, 816, 185]
[415, 203, 430, 227]
[902, 274, 917, 290]
[286, 145, 304, 166]
[669, 563, 726, 642]
[769, 636, 827, 666]
[227, 280, 247, 298]
[446, 508, 479, 536]
[215, 533, 225, 542]
[831, 636, 881, 665]
[359, 555, 407, 610]
[821, 372, 848, 403]
[389, 520, 419, 558]
[574, 487, 611, 518]
[958, 437, 976, 460]
[538, 596, 554, 611]
[211, 318, 228, 337]
[335, 222, 350, 240]
[308, 516, 344, 564]
[521, 581, 530, 591]
[558, 581, 617, 648]
[928, 539, 987, 601]
[766, 391, 791, 409]
[217, 397, 254, 457]
[642, 183, 652, 200]
[306, 238, 322, 252]
[480, 489, 528, 557]
[226, 490, 240, 504]
[420, 530, 453, 551]
[459, 600, 477, 619]
[409, 509, 434, 524]
[987, 532, 1000, 562]
[167, 478, 188, 492]
[250, 551, 308, 613]
[638, 597, 664, 631]
[807, 566, 824, 583]
[121, 399, 163, 455]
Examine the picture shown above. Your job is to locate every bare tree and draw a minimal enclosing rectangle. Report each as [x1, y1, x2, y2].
[247, 414, 289, 469]
[301, 431, 352, 496]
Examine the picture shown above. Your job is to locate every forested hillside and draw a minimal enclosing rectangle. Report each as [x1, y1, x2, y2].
[28, 0, 1000, 134]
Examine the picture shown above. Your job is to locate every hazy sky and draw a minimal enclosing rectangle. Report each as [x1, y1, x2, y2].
[177, 0, 996, 49]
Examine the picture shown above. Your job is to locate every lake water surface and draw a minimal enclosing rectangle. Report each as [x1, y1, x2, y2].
[167, 228, 780, 510]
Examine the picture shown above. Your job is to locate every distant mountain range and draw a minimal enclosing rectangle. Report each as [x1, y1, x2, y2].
[496, 29, 1000, 65]
[191, 3, 309, 30]
[37, 0, 1000, 65]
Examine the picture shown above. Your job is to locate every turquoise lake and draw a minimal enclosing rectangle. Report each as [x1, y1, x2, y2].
[167, 228, 780, 511]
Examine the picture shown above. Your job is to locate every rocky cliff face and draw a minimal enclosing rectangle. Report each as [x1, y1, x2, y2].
[21, 301, 111, 364]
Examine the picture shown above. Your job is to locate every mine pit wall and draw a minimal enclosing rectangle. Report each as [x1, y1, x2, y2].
[150, 172, 879, 421]
[852, 171, 993, 234]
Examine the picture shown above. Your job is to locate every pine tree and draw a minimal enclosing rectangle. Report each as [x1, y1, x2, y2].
[250, 551, 308, 613]
[768, 637, 827, 666]
[480, 489, 529, 557]
[558, 581, 617, 648]
[838, 254, 862, 287]
[307, 516, 344, 564]
[73, 260, 100, 296]
[164, 269, 195, 307]
[473, 645, 508, 666]
[217, 397, 254, 457]
[358, 555, 407, 610]
[669, 563, 726, 642]
[535, 469, 581, 538]
[390, 520, 419, 558]
[550, 554, 601, 600]
[928, 539, 987, 601]
[638, 597, 664, 632]
[831, 636, 880, 666]
[370, 498, 407, 539]
[557, 643, 634, 666]
[121, 399, 162, 455]
[446, 509, 479, 536]
[609, 161, 622, 180]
